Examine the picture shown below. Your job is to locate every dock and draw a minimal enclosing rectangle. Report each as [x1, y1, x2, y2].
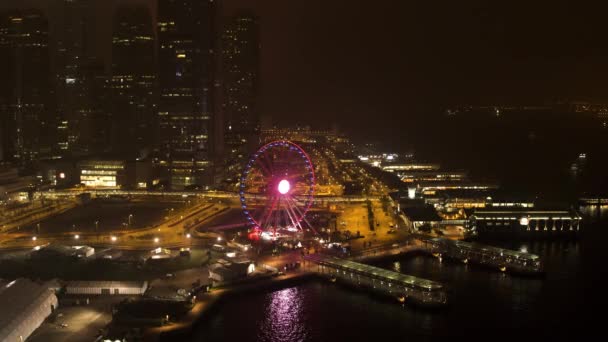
[416, 235, 543, 274]
[305, 253, 447, 307]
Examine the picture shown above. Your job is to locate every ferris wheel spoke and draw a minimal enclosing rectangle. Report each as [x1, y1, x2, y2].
[285, 198, 303, 229]
[255, 154, 273, 178]
[265, 149, 278, 175]
[288, 195, 316, 233]
[259, 195, 279, 229]
[284, 195, 304, 226]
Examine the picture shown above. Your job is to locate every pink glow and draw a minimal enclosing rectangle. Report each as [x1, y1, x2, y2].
[278, 179, 290, 194]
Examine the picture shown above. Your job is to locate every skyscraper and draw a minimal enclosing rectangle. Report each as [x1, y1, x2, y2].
[157, 0, 217, 189]
[0, 10, 53, 163]
[55, 0, 87, 155]
[222, 10, 260, 159]
[110, 4, 157, 159]
[74, 59, 111, 155]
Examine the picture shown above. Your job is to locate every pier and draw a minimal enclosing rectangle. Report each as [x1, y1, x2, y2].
[416, 236, 542, 274]
[345, 234, 543, 275]
[305, 253, 447, 307]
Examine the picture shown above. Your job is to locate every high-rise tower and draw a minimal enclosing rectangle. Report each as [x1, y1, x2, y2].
[0, 10, 53, 163]
[222, 10, 260, 159]
[110, 4, 157, 159]
[157, 0, 217, 189]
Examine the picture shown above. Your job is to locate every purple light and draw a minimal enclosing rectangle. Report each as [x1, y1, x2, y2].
[278, 179, 290, 194]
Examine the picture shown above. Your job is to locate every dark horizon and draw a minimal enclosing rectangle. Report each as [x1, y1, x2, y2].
[3, 0, 608, 136]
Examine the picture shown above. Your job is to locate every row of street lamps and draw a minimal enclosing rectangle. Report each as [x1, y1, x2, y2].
[29, 213, 203, 247]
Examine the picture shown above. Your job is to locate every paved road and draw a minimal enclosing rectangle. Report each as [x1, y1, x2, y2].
[28, 296, 127, 342]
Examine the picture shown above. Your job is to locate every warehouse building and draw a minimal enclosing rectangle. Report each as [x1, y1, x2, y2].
[65, 281, 148, 296]
[0, 278, 58, 342]
[209, 258, 255, 284]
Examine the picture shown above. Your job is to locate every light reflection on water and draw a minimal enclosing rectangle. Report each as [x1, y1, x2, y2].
[192, 218, 606, 341]
[258, 287, 306, 342]
[579, 204, 608, 222]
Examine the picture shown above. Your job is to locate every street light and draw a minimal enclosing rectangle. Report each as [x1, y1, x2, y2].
[32, 236, 37, 241]
[154, 237, 160, 244]
[74, 234, 80, 240]
[111, 236, 117, 242]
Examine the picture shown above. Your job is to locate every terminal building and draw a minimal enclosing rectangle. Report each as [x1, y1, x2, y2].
[469, 209, 582, 235]
[398, 170, 467, 184]
[0, 278, 58, 342]
[382, 162, 440, 172]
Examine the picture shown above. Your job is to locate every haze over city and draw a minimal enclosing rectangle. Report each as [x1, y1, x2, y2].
[0, 1, 606, 341]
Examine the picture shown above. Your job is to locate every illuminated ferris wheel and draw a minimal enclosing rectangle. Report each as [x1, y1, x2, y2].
[239, 140, 315, 240]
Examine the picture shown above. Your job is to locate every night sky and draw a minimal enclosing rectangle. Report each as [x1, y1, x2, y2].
[2, 0, 608, 140]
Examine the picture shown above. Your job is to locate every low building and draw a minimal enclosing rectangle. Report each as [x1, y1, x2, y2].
[78, 159, 126, 188]
[382, 162, 440, 172]
[470, 209, 582, 235]
[208, 258, 255, 284]
[0, 166, 35, 202]
[72, 245, 95, 259]
[398, 170, 468, 184]
[208, 263, 238, 283]
[148, 247, 178, 261]
[30, 244, 95, 260]
[30, 244, 74, 260]
[418, 181, 499, 196]
[0, 278, 58, 342]
[65, 281, 148, 295]
[401, 205, 442, 230]
[97, 249, 123, 260]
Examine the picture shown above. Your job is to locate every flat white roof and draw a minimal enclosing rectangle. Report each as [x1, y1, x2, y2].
[66, 281, 147, 289]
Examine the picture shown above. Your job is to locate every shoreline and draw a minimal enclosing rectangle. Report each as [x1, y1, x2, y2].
[143, 247, 432, 341]
[143, 271, 318, 341]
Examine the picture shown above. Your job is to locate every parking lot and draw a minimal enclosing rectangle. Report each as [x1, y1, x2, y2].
[28, 296, 127, 342]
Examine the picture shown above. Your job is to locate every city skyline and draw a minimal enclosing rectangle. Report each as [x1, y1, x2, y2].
[3, 0, 608, 138]
[0, 1, 607, 341]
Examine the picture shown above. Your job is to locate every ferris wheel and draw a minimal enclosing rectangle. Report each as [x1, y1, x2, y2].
[239, 140, 315, 240]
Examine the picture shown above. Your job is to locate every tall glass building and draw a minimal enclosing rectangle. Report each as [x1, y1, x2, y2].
[157, 0, 217, 189]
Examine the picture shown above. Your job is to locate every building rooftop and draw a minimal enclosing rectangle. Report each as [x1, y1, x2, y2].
[401, 205, 442, 222]
[471, 208, 581, 219]
[65, 280, 147, 289]
[0, 278, 56, 331]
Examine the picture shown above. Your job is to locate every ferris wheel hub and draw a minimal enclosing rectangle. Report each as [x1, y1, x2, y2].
[277, 179, 290, 194]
